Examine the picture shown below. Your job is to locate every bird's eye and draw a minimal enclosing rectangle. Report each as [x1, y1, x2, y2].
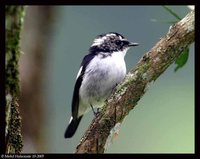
[115, 40, 121, 45]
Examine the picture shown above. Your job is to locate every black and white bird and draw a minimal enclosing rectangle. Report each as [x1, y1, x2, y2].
[64, 32, 139, 138]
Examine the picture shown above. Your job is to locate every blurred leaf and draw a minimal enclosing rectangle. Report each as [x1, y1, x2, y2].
[174, 47, 189, 72]
[151, 6, 181, 25]
[162, 6, 182, 20]
[161, 6, 190, 72]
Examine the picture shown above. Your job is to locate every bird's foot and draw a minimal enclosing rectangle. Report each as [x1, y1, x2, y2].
[90, 105, 101, 117]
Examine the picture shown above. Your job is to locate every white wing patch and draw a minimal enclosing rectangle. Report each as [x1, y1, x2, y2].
[69, 116, 73, 124]
[76, 66, 83, 79]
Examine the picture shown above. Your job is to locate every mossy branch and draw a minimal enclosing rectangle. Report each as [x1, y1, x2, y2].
[75, 10, 195, 153]
[5, 6, 25, 153]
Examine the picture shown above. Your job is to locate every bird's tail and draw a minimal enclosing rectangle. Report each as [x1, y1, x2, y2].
[64, 116, 82, 138]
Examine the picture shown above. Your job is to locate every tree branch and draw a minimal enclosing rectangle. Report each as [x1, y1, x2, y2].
[5, 6, 25, 153]
[75, 10, 195, 153]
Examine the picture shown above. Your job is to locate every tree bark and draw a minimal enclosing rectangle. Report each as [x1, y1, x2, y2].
[19, 6, 54, 153]
[5, 6, 25, 153]
[76, 10, 195, 153]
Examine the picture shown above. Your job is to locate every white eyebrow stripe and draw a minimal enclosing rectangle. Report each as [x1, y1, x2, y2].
[106, 33, 116, 37]
[107, 34, 124, 40]
[92, 36, 108, 46]
[119, 35, 123, 40]
[91, 33, 125, 46]
[92, 38, 104, 46]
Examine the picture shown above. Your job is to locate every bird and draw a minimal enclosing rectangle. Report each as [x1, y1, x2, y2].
[64, 32, 139, 138]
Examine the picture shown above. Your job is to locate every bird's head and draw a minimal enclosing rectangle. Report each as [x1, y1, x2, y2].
[90, 32, 139, 54]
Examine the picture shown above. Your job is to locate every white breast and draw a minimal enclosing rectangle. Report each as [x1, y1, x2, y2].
[78, 49, 128, 116]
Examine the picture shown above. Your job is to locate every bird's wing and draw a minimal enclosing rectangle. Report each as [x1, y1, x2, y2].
[71, 53, 96, 119]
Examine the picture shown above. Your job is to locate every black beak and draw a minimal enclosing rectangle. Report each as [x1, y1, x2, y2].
[128, 42, 139, 47]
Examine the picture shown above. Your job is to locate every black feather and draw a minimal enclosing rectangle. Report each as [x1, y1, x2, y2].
[89, 45, 111, 53]
[81, 52, 96, 67]
[64, 116, 83, 138]
[65, 53, 96, 138]
[71, 53, 96, 119]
